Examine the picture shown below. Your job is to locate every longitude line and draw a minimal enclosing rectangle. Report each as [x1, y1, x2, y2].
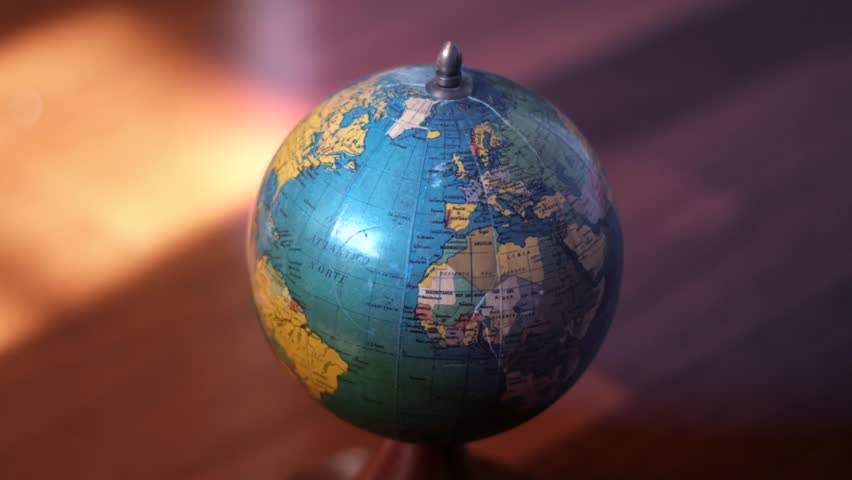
[392, 110, 439, 437]
[457, 115, 504, 371]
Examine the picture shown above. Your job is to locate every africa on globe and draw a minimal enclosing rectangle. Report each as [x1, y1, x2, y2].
[248, 42, 623, 444]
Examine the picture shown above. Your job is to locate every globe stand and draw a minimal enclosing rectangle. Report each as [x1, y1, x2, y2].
[354, 441, 463, 479]
[290, 440, 527, 480]
[357, 440, 527, 480]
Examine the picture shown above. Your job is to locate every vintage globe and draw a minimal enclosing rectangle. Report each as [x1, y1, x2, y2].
[249, 44, 622, 444]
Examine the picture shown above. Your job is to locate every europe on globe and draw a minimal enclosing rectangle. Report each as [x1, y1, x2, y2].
[248, 42, 623, 444]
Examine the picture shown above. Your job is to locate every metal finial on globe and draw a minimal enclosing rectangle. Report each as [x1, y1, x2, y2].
[426, 41, 473, 99]
[436, 41, 462, 87]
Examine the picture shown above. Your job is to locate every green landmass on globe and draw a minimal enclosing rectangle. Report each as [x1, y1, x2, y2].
[248, 55, 623, 443]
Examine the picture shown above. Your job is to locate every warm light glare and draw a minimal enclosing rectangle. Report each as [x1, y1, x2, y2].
[0, 6, 309, 353]
[331, 217, 382, 259]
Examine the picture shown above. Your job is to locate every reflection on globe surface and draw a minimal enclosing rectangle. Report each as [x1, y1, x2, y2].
[248, 64, 623, 443]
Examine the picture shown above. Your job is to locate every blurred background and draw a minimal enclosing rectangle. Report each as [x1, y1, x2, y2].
[2, 0, 851, 478]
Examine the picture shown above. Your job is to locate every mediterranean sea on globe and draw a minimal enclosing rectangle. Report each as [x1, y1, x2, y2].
[249, 64, 623, 443]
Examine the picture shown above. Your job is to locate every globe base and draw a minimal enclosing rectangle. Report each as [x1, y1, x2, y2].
[289, 440, 527, 480]
[356, 441, 466, 480]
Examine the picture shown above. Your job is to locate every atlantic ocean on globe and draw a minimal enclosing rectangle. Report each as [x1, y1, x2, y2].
[249, 43, 623, 444]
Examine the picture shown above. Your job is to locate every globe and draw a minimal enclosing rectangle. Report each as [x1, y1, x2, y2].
[248, 51, 623, 444]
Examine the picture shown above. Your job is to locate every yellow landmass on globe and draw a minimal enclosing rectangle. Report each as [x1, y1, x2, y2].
[271, 77, 387, 195]
[444, 202, 477, 231]
[560, 224, 607, 276]
[416, 262, 483, 347]
[497, 237, 544, 284]
[417, 229, 546, 347]
[427, 130, 441, 139]
[470, 122, 501, 166]
[419, 263, 456, 303]
[440, 227, 545, 291]
[486, 194, 515, 217]
[344, 160, 356, 172]
[462, 322, 479, 346]
[253, 256, 349, 400]
[445, 227, 498, 292]
[479, 169, 534, 217]
[532, 193, 567, 219]
[452, 153, 467, 180]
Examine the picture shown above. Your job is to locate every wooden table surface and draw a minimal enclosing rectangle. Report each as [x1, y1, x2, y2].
[1, 0, 851, 478]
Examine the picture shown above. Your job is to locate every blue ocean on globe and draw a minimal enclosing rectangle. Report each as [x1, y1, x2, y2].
[249, 64, 623, 443]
